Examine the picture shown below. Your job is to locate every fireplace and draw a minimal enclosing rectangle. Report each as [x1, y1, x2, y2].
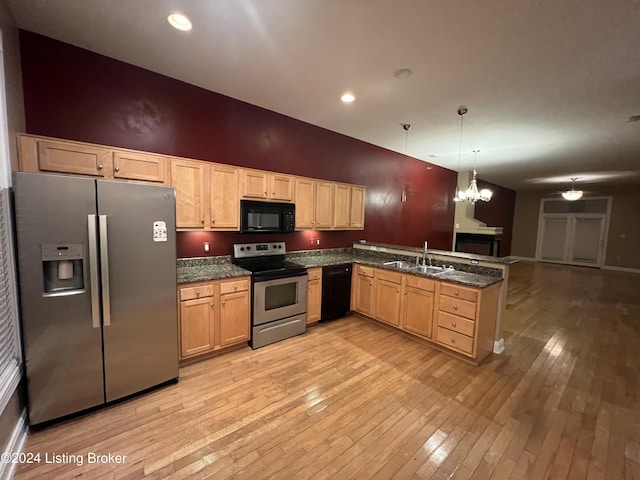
[455, 232, 502, 257]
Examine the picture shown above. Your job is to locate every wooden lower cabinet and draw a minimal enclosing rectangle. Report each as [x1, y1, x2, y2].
[306, 267, 322, 324]
[352, 263, 501, 364]
[178, 277, 250, 360]
[373, 270, 402, 326]
[401, 276, 436, 339]
[352, 265, 374, 316]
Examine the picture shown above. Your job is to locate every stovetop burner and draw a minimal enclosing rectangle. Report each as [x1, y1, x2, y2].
[232, 242, 307, 280]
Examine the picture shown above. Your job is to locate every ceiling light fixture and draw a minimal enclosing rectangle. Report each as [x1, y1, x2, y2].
[453, 107, 492, 204]
[394, 68, 413, 79]
[340, 93, 355, 103]
[562, 178, 584, 201]
[168, 13, 192, 31]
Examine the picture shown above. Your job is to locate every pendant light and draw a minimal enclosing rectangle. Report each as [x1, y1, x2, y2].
[401, 123, 411, 203]
[562, 178, 583, 201]
[453, 107, 492, 204]
[453, 107, 467, 203]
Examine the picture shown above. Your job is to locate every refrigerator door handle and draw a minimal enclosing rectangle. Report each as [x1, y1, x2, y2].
[99, 215, 112, 326]
[87, 215, 101, 329]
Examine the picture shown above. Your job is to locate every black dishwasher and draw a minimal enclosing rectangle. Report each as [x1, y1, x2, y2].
[321, 264, 352, 321]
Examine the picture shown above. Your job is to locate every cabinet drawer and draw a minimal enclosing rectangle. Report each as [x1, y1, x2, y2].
[436, 326, 474, 356]
[438, 295, 477, 320]
[437, 311, 475, 337]
[220, 278, 249, 295]
[376, 269, 402, 284]
[307, 267, 322, 281]
[356, 265, 375, 277]
[403, 275, 436, 292]
[440, 283, 478, 303]
[180, 284, 214, 301]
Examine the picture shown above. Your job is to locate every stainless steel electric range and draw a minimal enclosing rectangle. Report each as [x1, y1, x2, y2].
[233, 242, 307, 349]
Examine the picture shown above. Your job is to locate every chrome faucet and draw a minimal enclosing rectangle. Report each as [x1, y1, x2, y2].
[422, 241, 428, 266]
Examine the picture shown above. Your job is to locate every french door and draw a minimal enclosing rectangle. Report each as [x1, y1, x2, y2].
[535, 198, 611, 267]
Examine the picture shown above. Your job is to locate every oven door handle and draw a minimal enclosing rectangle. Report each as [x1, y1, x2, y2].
[254, 272, 308, 283]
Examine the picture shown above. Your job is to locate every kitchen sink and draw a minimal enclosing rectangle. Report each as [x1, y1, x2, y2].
[411, 265, 452, 275]
[383, 260, 415, 270]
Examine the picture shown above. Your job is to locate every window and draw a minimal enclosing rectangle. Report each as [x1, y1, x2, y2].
[0, 187, 21, 412]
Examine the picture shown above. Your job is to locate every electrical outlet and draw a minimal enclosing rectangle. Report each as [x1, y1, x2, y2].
[316, 239, 320, 246]
[309, 237, 315, 246]
[204, 242, 210, 253]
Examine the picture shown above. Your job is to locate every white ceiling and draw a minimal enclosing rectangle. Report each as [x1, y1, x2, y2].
[7, 0, 640, 191]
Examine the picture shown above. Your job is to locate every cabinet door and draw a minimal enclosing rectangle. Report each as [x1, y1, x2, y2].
[241, 170, 269, 199]
[295, 178, 315, 229]
[113, 151, 166, 183]
[270, 174, 295, 201]
[210, 165, 239, 229]
[37, 139, 111, 177]
[307, 269, 322, 323]
[353, 274, 374, 316]
[171, 159, 206, 228]
[350, 186, 366, 229]
[180, 297, 215, 358]
[219, 291, 250, 346]
[333, 183, 351, 229]
[402, 286, 435, 339]
[374, 279, 402, 326]
[315, 181, 334, 229]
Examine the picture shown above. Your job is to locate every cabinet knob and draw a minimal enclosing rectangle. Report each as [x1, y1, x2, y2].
[396, 288, 400, 293]
[196, 290, 200, 297]
[369, 281, 373, 285]
[114, 166, 120, 172]
[452, 322, 457, 327]
[211, 218, 215, 224]
[201, 219, 205, 224]
[97, 164, 103, 170]
[454, 291, 459, 296]
[210, 302, 214, 307]
[453, 305, 458, 310]
[222, 301, 225, 306]
[451, 338, 456, 344]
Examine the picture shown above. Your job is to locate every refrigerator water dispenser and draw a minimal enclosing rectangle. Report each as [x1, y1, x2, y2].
[41, 244, 85, 294]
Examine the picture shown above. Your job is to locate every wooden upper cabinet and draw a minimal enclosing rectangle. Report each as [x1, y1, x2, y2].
[241, 169, 294, 202]
[350, 186, 365, 230]
[210, 165, 239, 230]
[36, 139, 111, 177]
[295, 177, 315, 229]
[270, 174, 295, 201]
[315, 181, 334, 229]
[171, 159, 206, 229]
[333, 183, 351, 229]
[113, 151, 166, 183]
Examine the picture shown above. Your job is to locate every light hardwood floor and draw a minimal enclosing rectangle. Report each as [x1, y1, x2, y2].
[14, 262, 640, 479]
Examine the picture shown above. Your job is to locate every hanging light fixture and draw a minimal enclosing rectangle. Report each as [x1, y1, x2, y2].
[453, 107, 492, 204]
[400, 123, 411, 203]
[562, 178, 583, 201]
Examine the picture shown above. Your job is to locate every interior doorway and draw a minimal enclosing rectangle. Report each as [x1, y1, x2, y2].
[535, 198, 611, 267]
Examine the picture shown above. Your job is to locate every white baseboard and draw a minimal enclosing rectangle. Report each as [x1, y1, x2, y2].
[0, 409, 27, 480]
[510, 256, 536, 262]
[602, 265, 640, 274]
[493, 338, 505, 355]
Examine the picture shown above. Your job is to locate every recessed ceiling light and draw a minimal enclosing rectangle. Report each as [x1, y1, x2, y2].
[341, 93, 355, 103]
[168, 13, 192, 31]
[394, 68, 413, 79]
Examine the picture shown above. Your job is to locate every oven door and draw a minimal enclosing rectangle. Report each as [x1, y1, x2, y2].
[253, 274, 307, 326]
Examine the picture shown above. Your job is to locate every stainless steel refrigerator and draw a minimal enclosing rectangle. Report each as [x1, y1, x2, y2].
[13, 172, 179, 425]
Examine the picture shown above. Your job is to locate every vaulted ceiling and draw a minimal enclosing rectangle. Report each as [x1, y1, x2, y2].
[7, 0, 640, 191]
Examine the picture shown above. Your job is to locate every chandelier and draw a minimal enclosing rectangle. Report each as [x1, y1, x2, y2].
[562, 178, 583, 201]
[453, 107, 492, 204]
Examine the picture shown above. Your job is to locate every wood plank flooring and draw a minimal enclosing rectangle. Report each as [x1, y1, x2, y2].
[14, 261, 640, 479]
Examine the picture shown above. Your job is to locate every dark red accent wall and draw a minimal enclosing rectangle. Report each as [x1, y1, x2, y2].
[474, 179, 516, 256]
[19, 30, 512, 258]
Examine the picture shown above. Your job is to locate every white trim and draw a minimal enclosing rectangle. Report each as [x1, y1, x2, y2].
[510, 256, 537, 262]
[0, 409, 27, 480]
[602, 265, 640, 274]
[493, 338, 505, 354]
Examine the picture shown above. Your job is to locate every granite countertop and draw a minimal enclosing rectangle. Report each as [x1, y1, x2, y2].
[288, 250, 503, 289]
[177, 256, 250, 284]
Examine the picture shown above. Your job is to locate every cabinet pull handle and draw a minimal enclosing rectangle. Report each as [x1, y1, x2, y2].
[97, 164, 103, 170]
[114, 166, 120, 172]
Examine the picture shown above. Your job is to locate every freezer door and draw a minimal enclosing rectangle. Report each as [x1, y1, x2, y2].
[13, 172, 105, 425]
[97, 181, 178, 402]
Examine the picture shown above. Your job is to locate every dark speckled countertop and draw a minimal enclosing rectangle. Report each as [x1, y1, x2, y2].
[178, 246, 505, 288]
[177, 256, 250, 284]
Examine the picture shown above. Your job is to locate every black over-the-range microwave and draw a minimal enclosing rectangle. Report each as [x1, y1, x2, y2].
[240, 200, 296, 233]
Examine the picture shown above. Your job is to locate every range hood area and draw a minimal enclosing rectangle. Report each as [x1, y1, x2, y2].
[453, 171, 504, 257]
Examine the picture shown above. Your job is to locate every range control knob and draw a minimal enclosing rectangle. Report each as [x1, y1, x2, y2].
[246, 246, 252, 250]
[240, 247, 245, 251]
[272, 244, 277, 249]
[278, 245, 283, 249]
